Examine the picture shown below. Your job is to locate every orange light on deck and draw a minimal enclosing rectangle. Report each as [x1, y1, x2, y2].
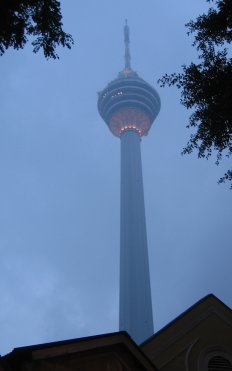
[109, 107, 151, 137]
[119, 125, 142, 137]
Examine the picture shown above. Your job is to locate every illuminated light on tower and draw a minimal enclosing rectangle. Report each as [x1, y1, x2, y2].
[97, 21, 161, 344]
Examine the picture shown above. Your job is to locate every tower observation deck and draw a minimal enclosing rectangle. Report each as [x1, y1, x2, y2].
[98, 21, 161, 344]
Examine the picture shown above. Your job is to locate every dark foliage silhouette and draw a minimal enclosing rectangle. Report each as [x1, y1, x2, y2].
[0, 0, 73, 59]
[159, 0, 232, 187]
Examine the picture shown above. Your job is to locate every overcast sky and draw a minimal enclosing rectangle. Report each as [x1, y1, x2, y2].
[1, 0, 231, 356]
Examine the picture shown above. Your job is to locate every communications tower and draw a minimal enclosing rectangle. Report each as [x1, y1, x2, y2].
[97, 21, 161, 344]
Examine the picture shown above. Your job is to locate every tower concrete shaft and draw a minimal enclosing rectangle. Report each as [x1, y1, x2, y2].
[98, 21, 160, 345]
[120, 129, 154, 344]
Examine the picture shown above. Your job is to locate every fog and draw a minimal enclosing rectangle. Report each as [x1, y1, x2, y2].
[0, 0, 231, 355]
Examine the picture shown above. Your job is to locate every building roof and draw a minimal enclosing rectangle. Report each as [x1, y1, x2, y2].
[2, 331, 158, 371]
[141, 294, 232, 369]
[142, 294, 232, 346]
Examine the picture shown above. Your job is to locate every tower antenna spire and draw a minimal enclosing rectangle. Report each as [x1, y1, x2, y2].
[124, 19, 131, 69]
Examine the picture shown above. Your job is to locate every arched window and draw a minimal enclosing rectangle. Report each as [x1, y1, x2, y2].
[208, 355, 232, 371]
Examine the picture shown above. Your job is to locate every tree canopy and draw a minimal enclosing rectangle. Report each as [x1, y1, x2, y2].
[0, 0, 73, 59]
[159, 0, 232, 187]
